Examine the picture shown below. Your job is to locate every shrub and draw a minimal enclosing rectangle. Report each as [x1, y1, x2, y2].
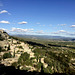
[44, 58, 50, 64]
[25, 60, 33, 66]
[0, 34, 5, 41]
[11, 62, 17, 68]
[17, 41, 21, 44]
[0, 57, 2, 61]
[18, 52, 30, 64]
[34, 63, 41, 70]
[0, 47, 2, 52]
[3, 52, 12, 59]
[17, 46, 23, 49]
[43, 67, 50, 73]
[0, 47, 6, 52]
[7, 45, 10, 50]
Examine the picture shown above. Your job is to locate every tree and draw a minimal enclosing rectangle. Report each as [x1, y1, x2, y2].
[13, 48, 15, 58]
[3, 52, 12, 59]
[7, 45, 10, 50]
[0, 47, 6, 52]
[0, 47, 3, 52]
[0, 34, 5, 41]
[34, 63, 41, 71]
[11, 62, 17, 68]
[18, 52, 30, 64]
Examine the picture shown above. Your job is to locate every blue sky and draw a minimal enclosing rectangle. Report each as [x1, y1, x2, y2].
[0, 0, 75, 37]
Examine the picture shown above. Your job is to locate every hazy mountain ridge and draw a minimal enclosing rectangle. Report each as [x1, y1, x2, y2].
[12, 34, 75, 41]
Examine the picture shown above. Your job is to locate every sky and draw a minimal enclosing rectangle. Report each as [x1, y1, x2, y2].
[0, 0, 75, 37]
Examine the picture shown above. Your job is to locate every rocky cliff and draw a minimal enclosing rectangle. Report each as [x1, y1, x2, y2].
[0, 30, 9, 40]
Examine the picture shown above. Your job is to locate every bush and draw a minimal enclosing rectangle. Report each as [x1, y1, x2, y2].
[0, 47, 5, 52]
[7, 45, 10, 50]
[25, 60, 33, 66]
[0, 47, 2, 52]
[0, 57, 2, 61]
[43, 67, 50, 73]
[11, 62, 17, 68]
[0, 34, 5, 41]
[18, 52, 30, 64]
[17, 41, 21, 44]
[34, 63, 41, 70]
[17, 46, 23, 49]
[3, 52, 12, 59]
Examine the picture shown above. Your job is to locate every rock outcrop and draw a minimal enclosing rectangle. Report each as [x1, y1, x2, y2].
[0, 30, 9, 40]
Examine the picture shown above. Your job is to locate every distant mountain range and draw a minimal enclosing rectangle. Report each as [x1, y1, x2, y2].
[11, 34, 75, 41]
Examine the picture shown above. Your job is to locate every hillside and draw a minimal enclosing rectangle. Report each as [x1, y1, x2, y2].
[0, 30, 75, 75]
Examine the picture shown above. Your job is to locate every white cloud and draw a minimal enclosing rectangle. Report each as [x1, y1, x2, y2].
[59, 30, 66, 33]
[49, 24, 52, 26]
[71, 25, 75, 27]
[1, 28, 75, 37]
[18, 21, 27, 24]
[43, 25, 45, 26]
[52, 30, 75, 36]
[36, 22, 40, 24]
[61, 24, 67, 26]
[36, 30, 44, 34]
[11, 27, 33, 33]
[0, 10, 11, 15]
[68, 33, 75, 36]
[39, 25, 45, 26]
[0, 20, 10, 24]
[0, 28, 10, 33]
[0, 27, 34, 34]
[58, 24, 67, 26]
[0, 10, 7, 14]
[52, 30, 67, 34]
[63, 32, 75, 36]
[51, 32, 59, 34]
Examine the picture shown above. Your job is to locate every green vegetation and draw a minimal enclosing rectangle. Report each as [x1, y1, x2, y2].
[6, 36, 75, 74]
[34, 63, 41, 71]
[7, 45, 10, 50]
[0, 47, 6, 52]
[17, 46, 23, 49]
[13, 49, 15, 57]
[3, 52, 12, 59]
[0, 34, 5, 41]
[18, 52, 32, 66]
[0, 56, 2, 62]
[11, 62, 18, 68]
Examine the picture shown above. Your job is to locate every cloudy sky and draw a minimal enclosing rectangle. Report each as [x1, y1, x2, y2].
[0, 0, 75, 37]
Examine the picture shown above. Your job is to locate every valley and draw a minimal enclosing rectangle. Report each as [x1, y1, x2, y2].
[0, 30, 75, 75]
